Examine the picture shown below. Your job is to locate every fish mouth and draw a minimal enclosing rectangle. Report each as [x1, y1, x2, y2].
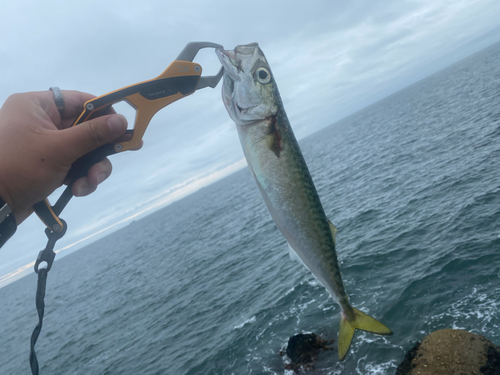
[236, 104, 246, 115]
[216, 49, 239, 82]
[231, 101, 269, 125]
[216, 43, 259, 61]
[235, 103, 255, 116]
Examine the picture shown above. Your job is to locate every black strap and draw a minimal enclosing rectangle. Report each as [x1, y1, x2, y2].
[29, 223, 66, 375]
[29, 267, 49, 375]
[0, 197, 17, 248]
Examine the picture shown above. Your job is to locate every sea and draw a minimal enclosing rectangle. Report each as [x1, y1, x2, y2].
[1, 42, 500, 375]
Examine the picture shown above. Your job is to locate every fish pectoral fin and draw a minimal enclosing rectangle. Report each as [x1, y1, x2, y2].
[266, 133, 281, 158]
[338, 307, 392, 361]
[287, 243, 311, 272]
[327, 219, 337, 247]
[266, 117, 281, 158]
[287, 243, 301, 263]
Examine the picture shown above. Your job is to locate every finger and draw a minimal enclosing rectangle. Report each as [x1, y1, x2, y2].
[72, 158, 112, 197]
[61, 90, 118, 117]
[59, 114, 128, 161]
[72, 176, 96, 197]
[58, 91, 117, 129]
[87, 157, 112, 187]
[60, 91, 95, 119]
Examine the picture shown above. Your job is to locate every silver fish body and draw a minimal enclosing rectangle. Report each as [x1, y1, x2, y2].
[216, 43, 391, 360]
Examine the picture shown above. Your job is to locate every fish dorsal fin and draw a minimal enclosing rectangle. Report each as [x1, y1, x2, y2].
[328, 219, 337, 247]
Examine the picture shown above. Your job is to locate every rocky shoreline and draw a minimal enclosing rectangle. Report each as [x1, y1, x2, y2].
[396, 329, 500, 374]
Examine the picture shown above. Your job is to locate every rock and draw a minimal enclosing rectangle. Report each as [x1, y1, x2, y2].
[280, 333, 333, 373]
[396, 329, 500, 375]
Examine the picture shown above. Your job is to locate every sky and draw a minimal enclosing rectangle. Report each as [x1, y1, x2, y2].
[0, 0, 499, 284]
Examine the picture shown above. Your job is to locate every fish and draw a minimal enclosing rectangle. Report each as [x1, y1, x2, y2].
[216, 43, 392, 360]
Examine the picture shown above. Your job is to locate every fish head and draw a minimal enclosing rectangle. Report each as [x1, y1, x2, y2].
[216, 43, 278, 126]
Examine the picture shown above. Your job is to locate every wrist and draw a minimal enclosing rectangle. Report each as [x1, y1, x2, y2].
[0, 170, 39, 224]
[0, 178, 18, 222]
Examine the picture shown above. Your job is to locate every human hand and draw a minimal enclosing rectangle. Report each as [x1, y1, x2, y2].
[0, 90, 130, 224]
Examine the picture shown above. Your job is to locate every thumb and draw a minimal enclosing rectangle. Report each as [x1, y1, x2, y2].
[60, 114, 128, 160]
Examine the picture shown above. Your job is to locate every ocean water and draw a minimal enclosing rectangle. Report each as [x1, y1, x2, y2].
[1, 42, 500, 374]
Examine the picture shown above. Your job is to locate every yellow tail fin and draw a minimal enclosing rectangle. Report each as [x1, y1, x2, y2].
[338, 307, 392, 360]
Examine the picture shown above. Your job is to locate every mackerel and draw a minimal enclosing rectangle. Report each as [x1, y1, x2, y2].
[216, 43, 392, 360]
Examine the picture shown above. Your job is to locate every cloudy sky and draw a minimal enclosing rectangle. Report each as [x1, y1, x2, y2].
[1, 0, 499, 283]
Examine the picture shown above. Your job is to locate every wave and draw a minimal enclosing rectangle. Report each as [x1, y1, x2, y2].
[234, 315, 257, 330]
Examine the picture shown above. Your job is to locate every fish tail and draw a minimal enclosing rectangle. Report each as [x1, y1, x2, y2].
[338, 307, 392, 360]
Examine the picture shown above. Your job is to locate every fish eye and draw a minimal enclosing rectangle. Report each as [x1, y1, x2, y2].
[256, 67, 271, 84]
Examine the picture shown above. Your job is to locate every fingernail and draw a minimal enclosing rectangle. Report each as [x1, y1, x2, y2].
[107, 114, 127, 136]
[97, 173, 106, 185]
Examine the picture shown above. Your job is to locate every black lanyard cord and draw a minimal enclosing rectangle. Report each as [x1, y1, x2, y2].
[29, 223, 66, 375]
[29, 267, 49, 375]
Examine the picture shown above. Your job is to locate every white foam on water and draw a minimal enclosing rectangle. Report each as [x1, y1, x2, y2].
[284, 285, 296, 297]
[427, 286, 500, 333]
[234, 315, 257, 330]
[298, 299, 316, 311]
[353, 353, 400, 374]
[261, 365, 292, 375]
[307, 278, 320, 287]
[356, 358, 398, 375]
